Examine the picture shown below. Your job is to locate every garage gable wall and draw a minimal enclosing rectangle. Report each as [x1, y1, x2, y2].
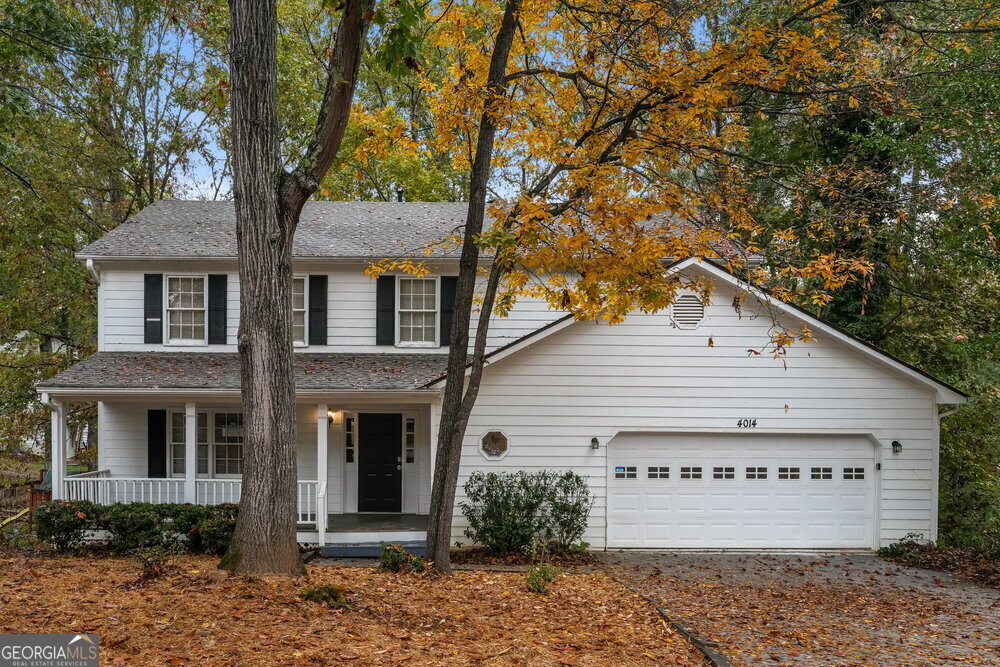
[457, 275, 939, 549]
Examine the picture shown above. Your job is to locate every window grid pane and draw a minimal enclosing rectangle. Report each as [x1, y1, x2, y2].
[345, 416, 355, 463]
[405, 417, 416, 463]
[168, 412, 210, 476]
[398, 279, 437, 344]
[292, 278, 307, 343]
[167, 276, 206, 342]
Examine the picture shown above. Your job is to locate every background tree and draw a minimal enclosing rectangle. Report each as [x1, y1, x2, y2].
[396, 0, 1000, 570]
[0, 0, 226, 454]
[730, 0, 1000, 551]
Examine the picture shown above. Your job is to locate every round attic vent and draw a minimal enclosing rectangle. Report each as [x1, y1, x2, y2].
[671, 294, 705, 328]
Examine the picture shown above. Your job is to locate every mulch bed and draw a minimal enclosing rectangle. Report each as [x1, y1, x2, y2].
[0, 554, 705, 665]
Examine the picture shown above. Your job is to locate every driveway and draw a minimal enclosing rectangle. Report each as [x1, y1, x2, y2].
[599, 552, 1000, 665]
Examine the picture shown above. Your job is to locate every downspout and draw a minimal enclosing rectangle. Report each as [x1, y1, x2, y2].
[86, 258, 101, 285]
[937, 405, 962, 421]
[39, 392, 64, 500]
[930, 402, 967, 543]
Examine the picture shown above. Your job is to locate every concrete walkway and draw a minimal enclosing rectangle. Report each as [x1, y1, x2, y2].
[599, 552, 1000, 665]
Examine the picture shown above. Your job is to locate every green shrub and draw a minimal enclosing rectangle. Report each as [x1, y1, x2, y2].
[300, 584, 350, 607]
[35, 500, 97, 552]
[378, 544, 427, 573]
[196, 510, 238, 555]
[526, 564, 561, 594]
[460, 470, 593, 554]
[542, 472, 594, 554]
[102, 503, 168, 553]
[35, 501, 237, 555]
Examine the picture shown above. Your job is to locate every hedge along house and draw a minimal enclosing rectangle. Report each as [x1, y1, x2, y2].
[38, 201, 968, 551]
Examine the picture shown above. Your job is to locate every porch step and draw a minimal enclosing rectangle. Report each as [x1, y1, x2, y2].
[319, 540, 426, 558]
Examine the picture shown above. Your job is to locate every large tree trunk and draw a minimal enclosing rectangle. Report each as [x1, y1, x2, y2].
[221, 0, 373, 575]
[221, 0, 303, 576]
[425, 0, 523, 573]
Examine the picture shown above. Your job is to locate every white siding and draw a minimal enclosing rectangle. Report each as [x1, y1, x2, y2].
[97, 401, 148, 477]
[99, 266, 562, 353]
[456, 276, 939, 548]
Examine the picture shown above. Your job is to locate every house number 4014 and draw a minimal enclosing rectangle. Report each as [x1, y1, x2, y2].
[736, 418, 758, 428]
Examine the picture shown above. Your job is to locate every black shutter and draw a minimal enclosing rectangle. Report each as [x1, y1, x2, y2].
[375, 275, 396, 345]
[439, 276, 458, 347]
[308, 274, 328, 345]
[208, 274, 227, 344]
[147, 410, 167, 478]
[143, 274, 163, 344]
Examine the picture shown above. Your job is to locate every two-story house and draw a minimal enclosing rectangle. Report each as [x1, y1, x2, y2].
[37, 200, 967, 552]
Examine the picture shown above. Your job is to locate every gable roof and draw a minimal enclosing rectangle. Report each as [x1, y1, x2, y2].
[38, 352, 449, 393]
[78, 201, 469, 260]
[426, 258, 969, 404]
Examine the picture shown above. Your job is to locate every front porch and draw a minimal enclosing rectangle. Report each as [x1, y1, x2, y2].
[42, 394, 440, 547]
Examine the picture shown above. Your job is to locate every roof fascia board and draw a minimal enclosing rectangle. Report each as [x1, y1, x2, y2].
[36, 387, 442, 401]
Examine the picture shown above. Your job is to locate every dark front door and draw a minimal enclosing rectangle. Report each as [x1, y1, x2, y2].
[358, 413, 403, 512]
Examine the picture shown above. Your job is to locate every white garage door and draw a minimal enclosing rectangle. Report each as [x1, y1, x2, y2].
[607, 433, 876, 549]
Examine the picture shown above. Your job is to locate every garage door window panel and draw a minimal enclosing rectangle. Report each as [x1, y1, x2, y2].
[647, 466, 669, 479]
[615, 466, 637, 479]
[778, 467, 801, 480]
[713, 466, 735, 479]
[843, 467, 865, 480]
[746, 466, 768, 480]
[811, 467, 833, 480]
[680, 466, 702, 479]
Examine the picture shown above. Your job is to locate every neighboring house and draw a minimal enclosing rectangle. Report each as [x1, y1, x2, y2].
[37, 200, 968, 551]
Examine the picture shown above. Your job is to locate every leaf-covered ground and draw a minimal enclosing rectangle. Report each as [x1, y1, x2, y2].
[602, 552, 1000, 666]
[0, 554, 705, 665]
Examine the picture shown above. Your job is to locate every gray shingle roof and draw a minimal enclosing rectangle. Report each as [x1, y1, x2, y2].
[38, 352, 449, 391]
[78, 201, 469, 259]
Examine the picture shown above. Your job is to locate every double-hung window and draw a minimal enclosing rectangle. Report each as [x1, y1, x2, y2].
[168, 410, 245, 477]
[169, 413, 209, 476]
[214, 412, 244, 476]
[292, 277, 307, 345]
[166, 276, 206, 343]
[397, 278, 438, 346]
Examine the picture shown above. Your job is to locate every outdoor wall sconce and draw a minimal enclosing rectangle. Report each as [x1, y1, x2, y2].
[591, 437, 600, 450]
[327, 409, 342, 426]
[892, 440, 903, 454]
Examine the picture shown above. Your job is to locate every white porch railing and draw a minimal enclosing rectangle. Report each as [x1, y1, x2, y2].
[64, 474, 183, 505]
[61, 476, 320, 526]
[297, 480, 318, 524]
[196, 479, 242, 506]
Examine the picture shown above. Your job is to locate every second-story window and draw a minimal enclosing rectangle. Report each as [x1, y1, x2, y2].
[292, 277, 307, 345]
[397, 278, 437, 346]
[167, 276, 206, 343]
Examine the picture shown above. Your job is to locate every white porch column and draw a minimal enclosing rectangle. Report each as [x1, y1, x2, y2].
[50, 399, 65, 500]
[184, 402, 197, 503]
[316, 404, 328, 546]
[429, 399, 441, 483]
